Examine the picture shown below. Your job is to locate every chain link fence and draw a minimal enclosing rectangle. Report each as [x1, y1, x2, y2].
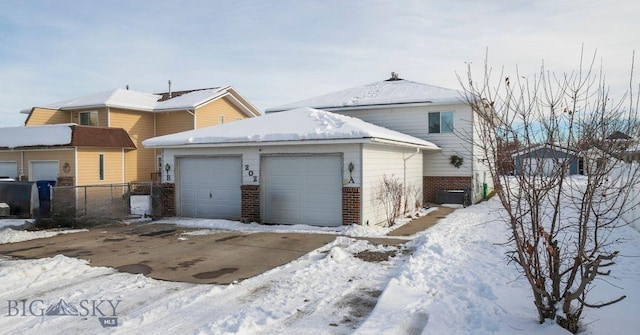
[50, 182, 162, 223]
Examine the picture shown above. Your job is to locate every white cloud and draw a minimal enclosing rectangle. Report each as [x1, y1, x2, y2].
[0, 0, 638, 126]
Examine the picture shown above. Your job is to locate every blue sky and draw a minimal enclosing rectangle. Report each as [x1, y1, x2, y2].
[0, 0, 638, 126]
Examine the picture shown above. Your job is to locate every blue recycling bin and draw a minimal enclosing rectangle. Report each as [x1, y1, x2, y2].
[36, 180, 56, 216]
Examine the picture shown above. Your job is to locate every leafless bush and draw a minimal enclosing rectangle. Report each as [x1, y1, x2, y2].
[459, 48, 640, 333]
[375, 174, 403, 227]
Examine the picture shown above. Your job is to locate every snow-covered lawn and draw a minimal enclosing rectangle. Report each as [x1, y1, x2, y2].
[0, 199, 637, 334]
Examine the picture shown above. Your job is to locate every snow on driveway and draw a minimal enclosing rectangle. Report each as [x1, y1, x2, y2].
[0, 200, 638, 334]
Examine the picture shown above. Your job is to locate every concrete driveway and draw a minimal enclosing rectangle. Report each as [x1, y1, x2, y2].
[0, 223, 406, 284]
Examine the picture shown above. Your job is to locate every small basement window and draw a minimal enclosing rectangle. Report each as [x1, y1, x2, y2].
[428, 111, 453, 133]
[79, 111, 99, 126]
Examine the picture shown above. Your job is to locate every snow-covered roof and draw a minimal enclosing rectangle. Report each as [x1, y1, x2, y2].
[44, 89, 161, 111]
[266, 79, 464, 112]
[36, 87, 260, 116]
[143, 107, 440, 149]
[0, 124, 135, 149]
[0, 124, 73, 148]
[155, 88, 227, 111]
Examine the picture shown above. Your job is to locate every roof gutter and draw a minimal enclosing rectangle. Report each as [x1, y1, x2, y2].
[145, 137, 440, 150]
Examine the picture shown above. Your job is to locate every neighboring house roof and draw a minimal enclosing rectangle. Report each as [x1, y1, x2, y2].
[43, 89, 161, 111]
[25, 86, 261, 117]
[607, 131, 632, 140]
[143, 107, 440, 150]
[0, 124, 135, 150]
[510, 143, 581, 158]
[265, 77, 463, 112]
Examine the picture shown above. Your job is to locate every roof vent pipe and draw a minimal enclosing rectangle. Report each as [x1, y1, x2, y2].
[168, 80, 172, 98]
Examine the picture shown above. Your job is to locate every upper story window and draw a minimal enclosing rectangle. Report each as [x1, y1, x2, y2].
[79, 111, 99, 126]
[218, 115, 225, 124]
[428, 111, 453, 133]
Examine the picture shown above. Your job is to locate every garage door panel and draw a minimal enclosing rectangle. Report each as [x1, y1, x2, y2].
[30, 161, 59, 181]
[0, 162, 17, 178]
[263, 156, 342, 227]
[179, 157, 241, 219]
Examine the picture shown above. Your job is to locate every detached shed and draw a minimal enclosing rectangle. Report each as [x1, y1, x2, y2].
[144, 108, 440, 227]
[512, 144, 583, 176]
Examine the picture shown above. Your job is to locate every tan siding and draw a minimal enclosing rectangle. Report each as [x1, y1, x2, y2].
[22, 149, 75, 181]
[195, 97, 247, 129]
[25, 108, 72, 126]
[156, 111, 194, 136]
[76, 148, 124, 185]
[108, 108, 155, 181]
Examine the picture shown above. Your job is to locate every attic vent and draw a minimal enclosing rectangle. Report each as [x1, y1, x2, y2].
[386, 72, 402, 81]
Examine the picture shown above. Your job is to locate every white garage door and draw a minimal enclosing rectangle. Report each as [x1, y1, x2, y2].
[262, 155, 342, 227]
[179, 157, 241, 219]
[30, 161, 59, 181]
[524, 158, 565, 176]
[0, 161, 17, 178]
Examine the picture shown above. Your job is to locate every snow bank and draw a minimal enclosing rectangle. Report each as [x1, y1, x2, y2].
[0, 228, 87, 244]
[357, 197, 640, 335]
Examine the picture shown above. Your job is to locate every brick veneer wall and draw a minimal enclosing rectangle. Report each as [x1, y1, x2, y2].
[423, 176, 472, 204]
[241, 185, 260, 223]
[342, 187, 361, 225]
[160, 183, 175, 217]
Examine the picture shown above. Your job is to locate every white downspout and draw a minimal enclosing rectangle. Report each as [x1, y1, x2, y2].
[403, 147, 421, 211]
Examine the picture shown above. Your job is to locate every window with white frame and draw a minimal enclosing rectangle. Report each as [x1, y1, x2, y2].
[99, 154, 105, 181]
[428, 111, 453, 133]
[218, 115, 225, 124]
[79, 111, 99, 126]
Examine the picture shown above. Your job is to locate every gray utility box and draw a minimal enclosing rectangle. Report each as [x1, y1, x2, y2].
[436, 189, 466, 205]
[0, 203, 9, 216]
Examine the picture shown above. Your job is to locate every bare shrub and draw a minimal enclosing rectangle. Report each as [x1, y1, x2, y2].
[375, 174, 403, 227]
[459, 48, 640, 333]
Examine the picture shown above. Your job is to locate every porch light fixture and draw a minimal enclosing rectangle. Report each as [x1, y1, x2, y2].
[165, 163, 171, 181]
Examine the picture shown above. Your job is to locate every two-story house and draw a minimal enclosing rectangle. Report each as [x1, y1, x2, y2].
[0, 86, 260, 187]
[265, 74, 494, 205]
[142, 74, 493, 227]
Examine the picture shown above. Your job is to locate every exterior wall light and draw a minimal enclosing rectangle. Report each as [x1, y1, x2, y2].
[165, 163, 171, 181]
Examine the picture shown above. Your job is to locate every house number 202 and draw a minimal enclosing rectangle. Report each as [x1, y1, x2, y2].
[245, 165, 258, 182]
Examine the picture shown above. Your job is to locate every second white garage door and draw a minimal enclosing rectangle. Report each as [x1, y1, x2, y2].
[179, 157, 241, 219]
[262, 155, 342, 227]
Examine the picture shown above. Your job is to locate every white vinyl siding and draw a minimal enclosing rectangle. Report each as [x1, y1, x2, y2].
[361, 144, 423, 226]
[335, 104, 473, 177]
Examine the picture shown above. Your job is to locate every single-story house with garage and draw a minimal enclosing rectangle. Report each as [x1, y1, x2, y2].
[0, 124, 135, 185]
[143, 107, 440, 227]
[512, 143, 583, 176]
